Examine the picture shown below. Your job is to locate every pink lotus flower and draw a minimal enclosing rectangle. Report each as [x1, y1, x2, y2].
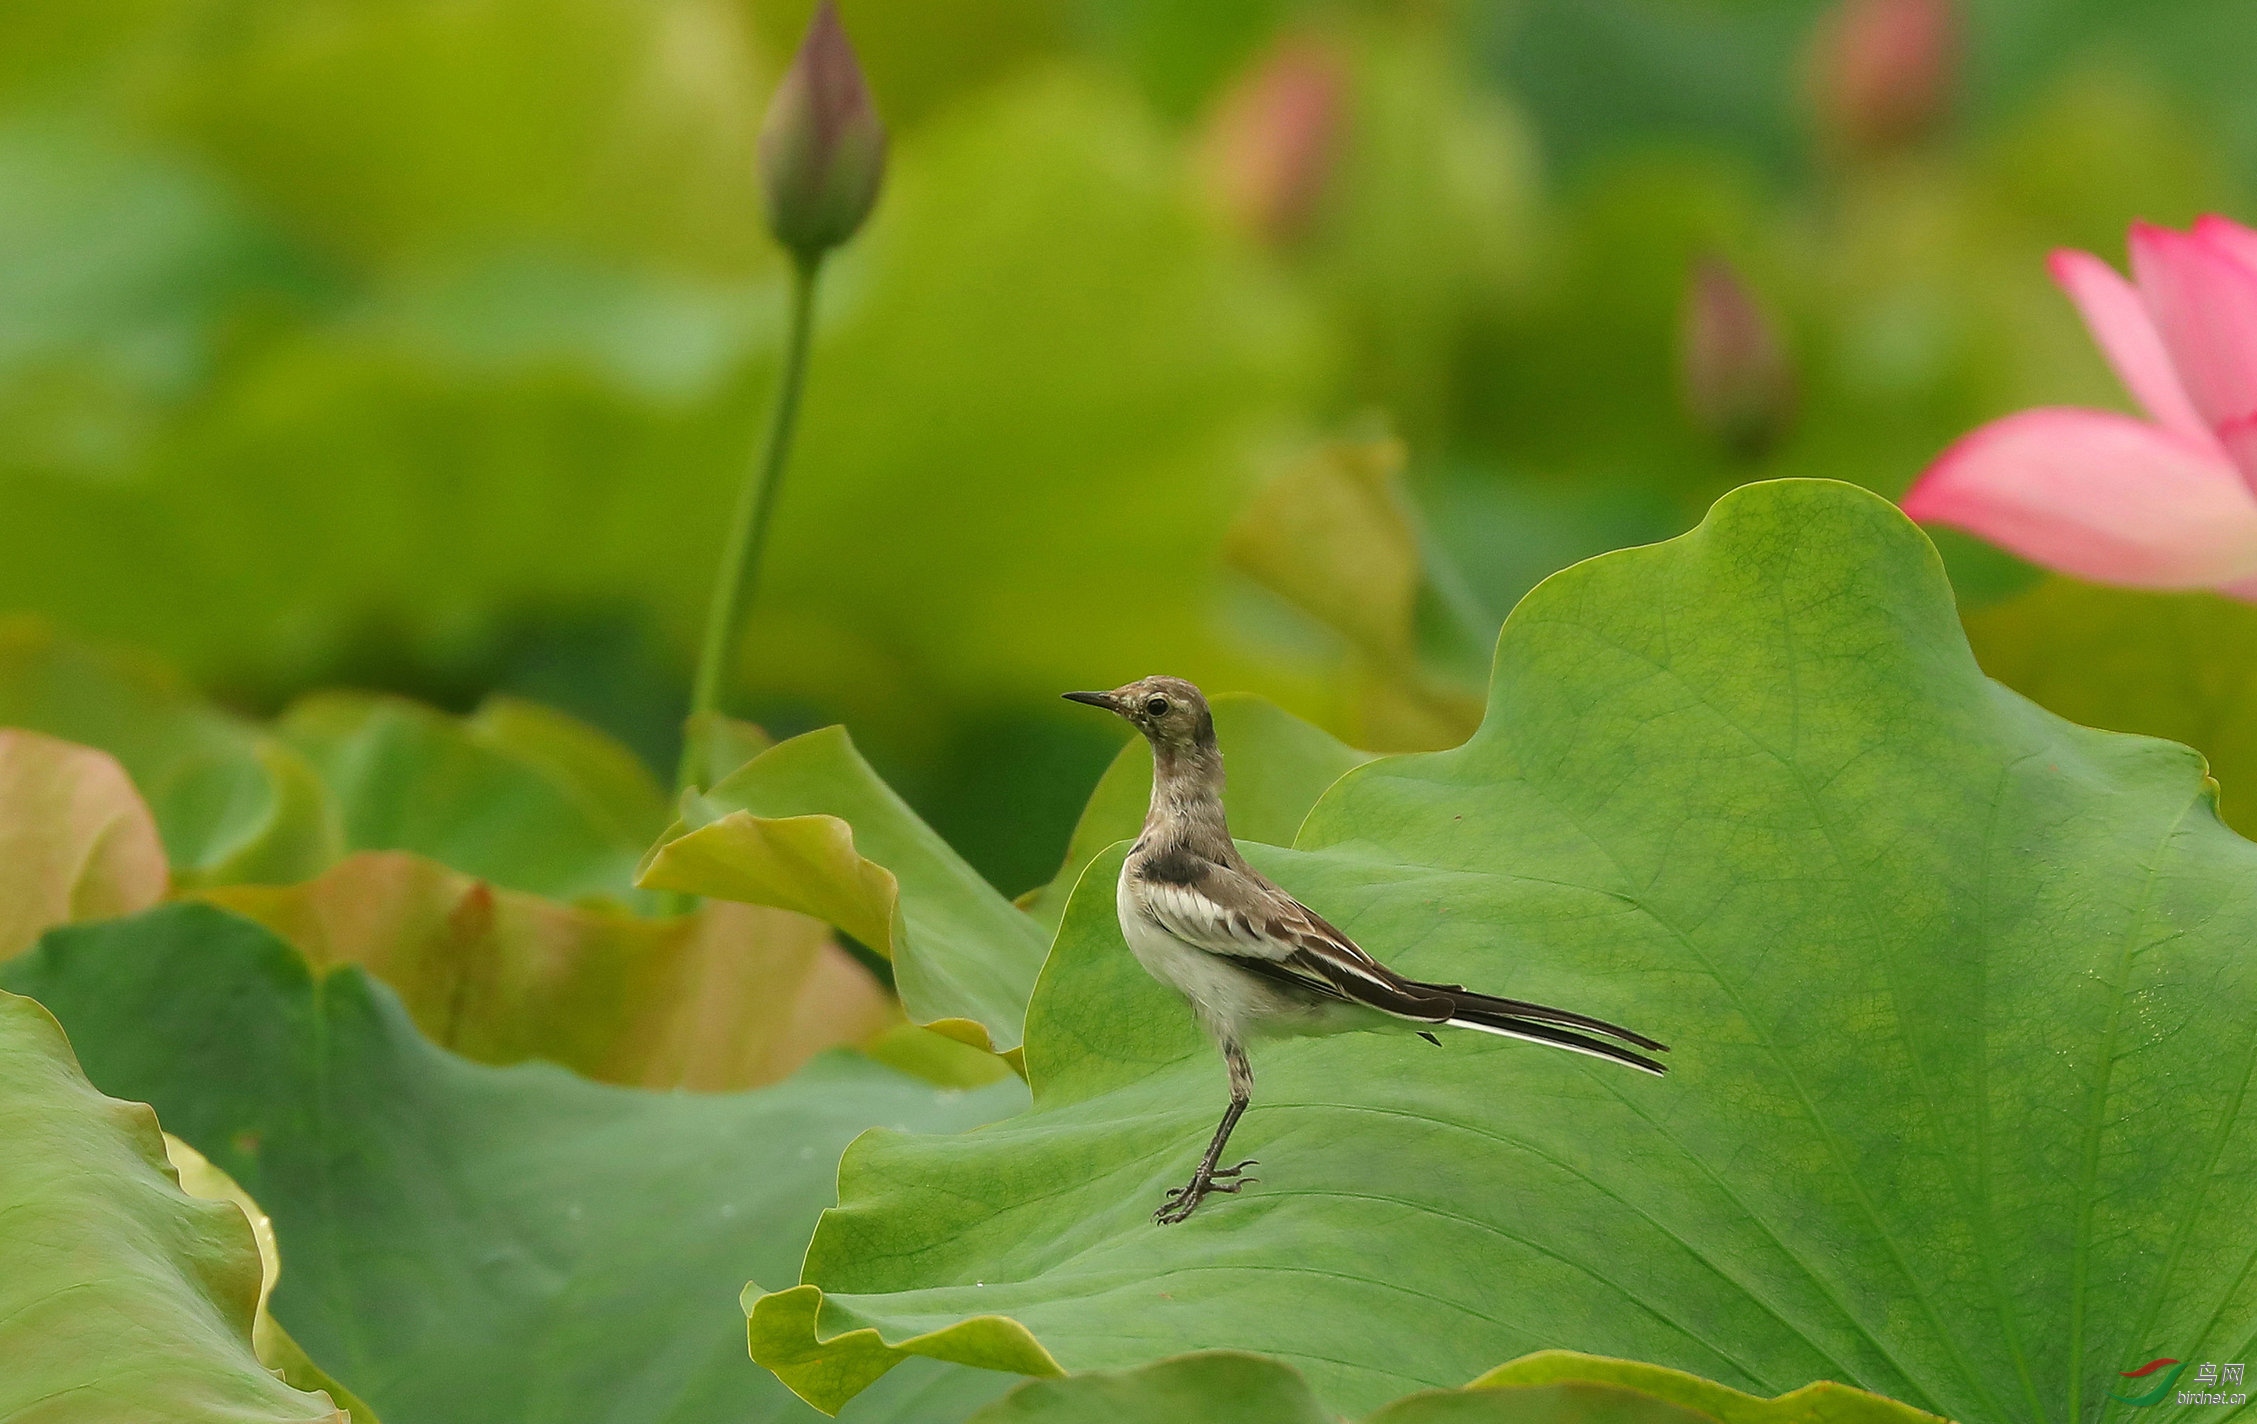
[1902, 216, 2257, 595]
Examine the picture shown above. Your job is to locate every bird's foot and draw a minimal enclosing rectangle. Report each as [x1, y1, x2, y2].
[1154, 1159, 1258, 1224]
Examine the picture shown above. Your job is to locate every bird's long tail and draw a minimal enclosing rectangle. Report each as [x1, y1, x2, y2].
[1418, 982, 1670, 1076]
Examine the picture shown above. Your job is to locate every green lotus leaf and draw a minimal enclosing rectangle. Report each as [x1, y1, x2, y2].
[1469, 1352, 1941, 1424]
[0, 987, 342, 1422]
[1363, 1382, 1734, 1424]
[964, 1347, 1943, 1424]
[0, 625, 678, 904]
[166, 1132, 384, 1422]
[639, 725, 1049, 1055]
[1964, 577, 2257, 838]
[201, 850, 895, 1090]
[459, 695, 675, 853]
[1024, 693, 1375, 930]
[967, 1351, 1329, 1424]
[0, 617, 343, 886]
[2, 902, 1030, 1424]
[279, 691, 668, 907]
[0, 727, 167, 956]
[737, 480, 2257, 1420]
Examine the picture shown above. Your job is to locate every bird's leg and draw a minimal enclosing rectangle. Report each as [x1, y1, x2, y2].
[1157, 1043, 1257, 1224]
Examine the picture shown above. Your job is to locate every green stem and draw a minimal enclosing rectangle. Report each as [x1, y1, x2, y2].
[678, 254, 823, 794]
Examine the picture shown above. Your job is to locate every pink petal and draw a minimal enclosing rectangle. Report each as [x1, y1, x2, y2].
[2048, 247, 2214, 445]
[2130, 222, 2257, 489]
[2194, 213, 2257, 275]
[2221, 418, 2257, 487]
[1902, 406, 2257, 588]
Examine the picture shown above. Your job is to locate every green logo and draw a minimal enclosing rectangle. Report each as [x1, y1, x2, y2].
[2111, 1358, 2188, 1407]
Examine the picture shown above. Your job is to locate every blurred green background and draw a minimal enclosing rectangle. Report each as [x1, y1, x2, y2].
[3, 0, 2251, 896]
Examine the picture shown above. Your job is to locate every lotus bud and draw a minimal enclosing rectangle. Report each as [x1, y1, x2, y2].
[1677, 256, 1796, 459]
[1804, 0, 1958, 154]
[758, 2, 886, 263]
[1198, 38, 1347, 247]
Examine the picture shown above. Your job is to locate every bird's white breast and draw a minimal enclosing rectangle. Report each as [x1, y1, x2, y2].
[1116, 859, 1276, 1044]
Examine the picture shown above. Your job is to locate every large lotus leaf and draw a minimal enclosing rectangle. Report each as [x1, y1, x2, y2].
[737, 479, 2257, 1420]
[1, 903, 1029, 1424]
[640, 725, 1049, 1054]
[0, 988, 342, 1422]
[0, 617, 342, 885]
[968, 1351, 1333, 1424]
[0, 727, 166, 955]
[1364, 1383, 1817, 1424]
[166, 1133, 383, 1421]
[202, 850, 893, 1090]
[965, 1348, 1941, 1424]
[1024, 693, 1374, 929]
[1964, 578, 2257, 838]
[1470, 1353, 1943, 1424]
[1365, 1384, 1719, 1424]
[278, 691, 666, 907]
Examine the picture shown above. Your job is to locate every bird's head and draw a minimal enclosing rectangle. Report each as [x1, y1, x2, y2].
[1063, 675, 1216, 752]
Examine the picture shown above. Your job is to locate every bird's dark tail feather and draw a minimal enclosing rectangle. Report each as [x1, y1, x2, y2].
[1417, 982, 1669, 1054]
[1417, 981, 1670, 1076]
[1442, 1003, 1669, 1075]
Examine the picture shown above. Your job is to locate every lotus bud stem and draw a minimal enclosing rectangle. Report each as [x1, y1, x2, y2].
[678, 3, 884, 798]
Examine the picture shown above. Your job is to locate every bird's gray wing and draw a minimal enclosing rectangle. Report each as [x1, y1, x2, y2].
[1139, 864, 1454, 1020]
[1136, 850, 1669, 1073]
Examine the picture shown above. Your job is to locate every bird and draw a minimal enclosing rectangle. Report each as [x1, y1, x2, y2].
[1063, 675, 1669, 1224]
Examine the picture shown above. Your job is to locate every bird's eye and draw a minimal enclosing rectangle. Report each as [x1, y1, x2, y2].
[1144, 696, 1170, 716]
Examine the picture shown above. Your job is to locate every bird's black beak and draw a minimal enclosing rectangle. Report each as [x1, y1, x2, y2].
[1061, 690, 1115, 711]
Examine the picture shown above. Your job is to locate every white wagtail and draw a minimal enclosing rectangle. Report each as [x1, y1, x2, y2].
[1065, 675, 1669, 1224]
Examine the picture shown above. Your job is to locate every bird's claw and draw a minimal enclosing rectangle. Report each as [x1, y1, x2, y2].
[1154, 1159, 1260, 1223]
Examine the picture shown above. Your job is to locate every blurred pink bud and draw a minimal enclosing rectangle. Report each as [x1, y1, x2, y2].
[1805, 0, 1958, 154]
[1902, 215, 2257, 595]
[1199, 39, 1347, 247]
[1677, 256, 1796, 458]
[758, 2, 886, 262]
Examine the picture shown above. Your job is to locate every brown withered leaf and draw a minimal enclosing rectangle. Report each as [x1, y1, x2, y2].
[0, 729, 169, 958]
[203, 851, 894, 1090]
